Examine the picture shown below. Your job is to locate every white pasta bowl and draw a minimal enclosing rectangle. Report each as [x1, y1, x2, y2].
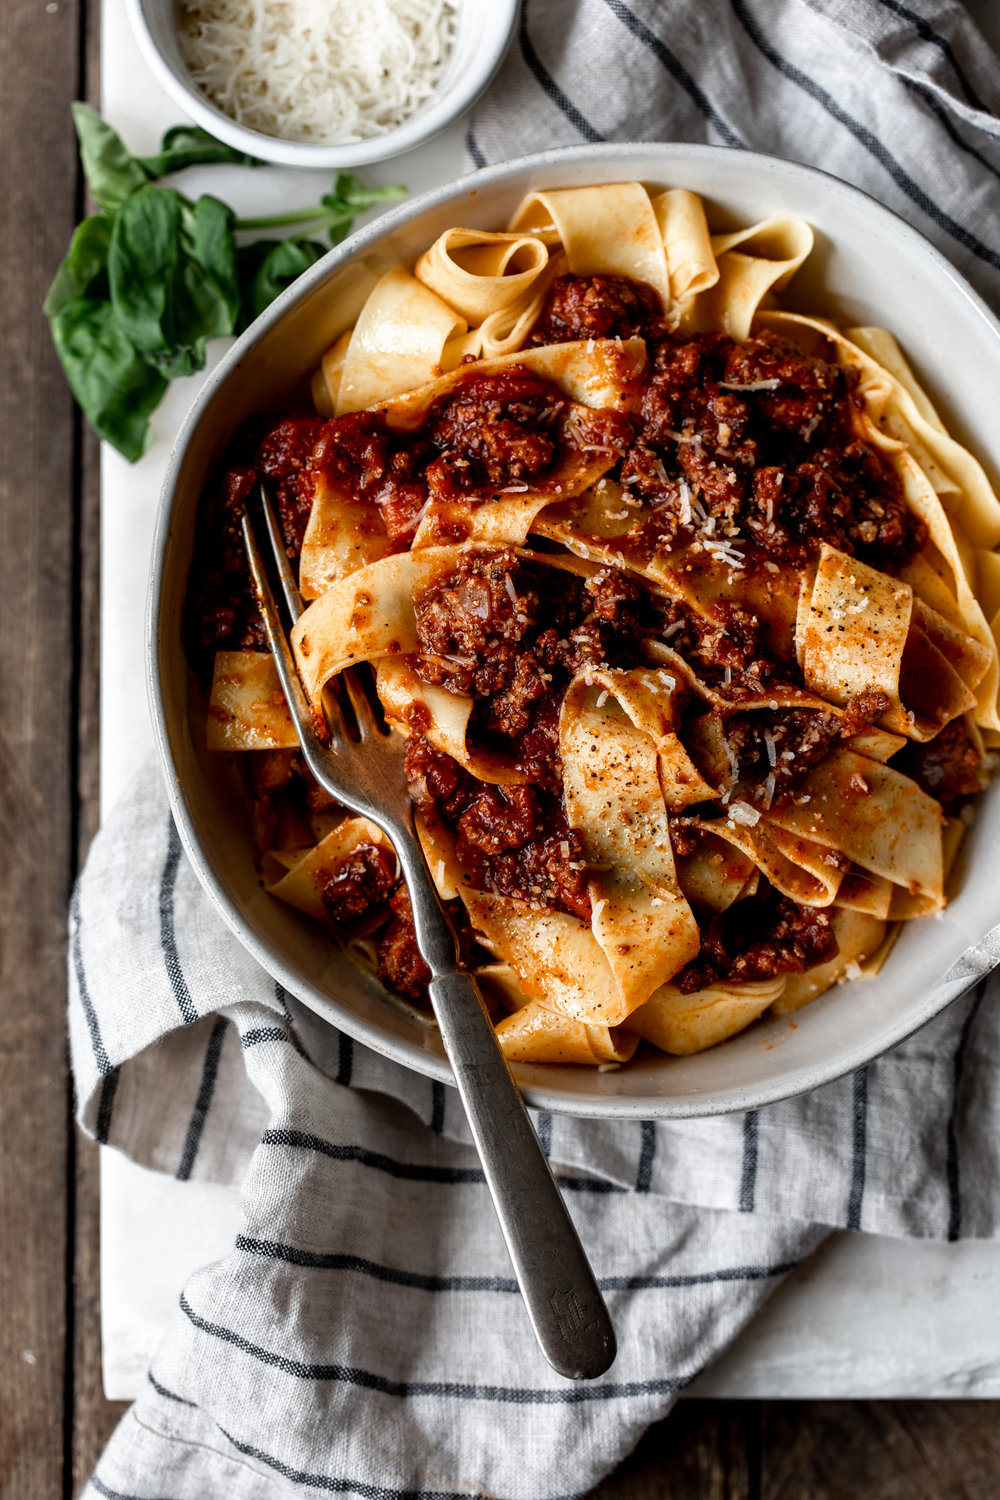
[149, 143, 1000, 1118]
[124, 0, 518, 168]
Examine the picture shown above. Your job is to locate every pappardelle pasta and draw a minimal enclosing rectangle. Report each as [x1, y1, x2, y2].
[186, 181, 1000, 1067]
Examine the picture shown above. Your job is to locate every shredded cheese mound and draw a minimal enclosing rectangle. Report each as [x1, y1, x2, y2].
[177, 0, 459, 146]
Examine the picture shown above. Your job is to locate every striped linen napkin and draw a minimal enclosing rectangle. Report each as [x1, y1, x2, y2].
[74, 3, 1000, 1495]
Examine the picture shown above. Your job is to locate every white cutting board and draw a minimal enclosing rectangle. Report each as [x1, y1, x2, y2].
[98, 0, 1000, 1402]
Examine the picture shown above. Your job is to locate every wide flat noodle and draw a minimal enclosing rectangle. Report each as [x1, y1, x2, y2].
[374, 338, 648, 431]
[507, 183, 670, 307]
[767, 747, 944, 902]
[415, 228, 550, 321]
[376, 658, 530, 785]
[675, 832, 758, 912]
[771, 910, 887, 1015]
[486, 963, 639, 1067]
[677, 816, 845, 907]
[797, 543, 985, 740]
[624, 977, 785, 1055]
[336, 268, 468, 414]
[291, 545, 468, 702]
[264, 817, 392, 922]
[207, 651, 297, 751]
[841, 323, 1000, 546]
[560, 676, 700, 1010]
[460, 888, 628, 1025]
[797, 543, 912, 717]
[534, 499, 805, 661]
[298, 471, 395, 598]
[410, 429, 618, 550]
[581, 665, 718, 809]
[495, 999, 640, 1065]
[651, 188, 719, 302]
[765, 312, 1000, 726]
[678, 216, 813, 340]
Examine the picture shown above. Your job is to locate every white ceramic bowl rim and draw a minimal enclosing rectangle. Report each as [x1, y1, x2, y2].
[124, 0, 519, 169]
[148, 141, 1000, 1118]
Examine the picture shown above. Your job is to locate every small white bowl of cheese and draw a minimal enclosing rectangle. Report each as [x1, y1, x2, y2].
[125, 0, 518, 168]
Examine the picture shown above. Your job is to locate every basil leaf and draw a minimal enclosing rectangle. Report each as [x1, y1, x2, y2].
[186, 194, 241, 327]
[109, 188, 241, 380]
[108, 187, 182, 354]
[139, 125, 262, 178]
[237, 238, 327, 329]
[325, 170, 407, 210]
[49, 296, 167, 462]
[320, 174, 406, 244]
[71, 102, 148, 213]
[43, 214, 113, 317]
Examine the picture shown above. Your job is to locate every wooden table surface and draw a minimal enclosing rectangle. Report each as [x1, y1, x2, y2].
[4, 0, 1000, 1494]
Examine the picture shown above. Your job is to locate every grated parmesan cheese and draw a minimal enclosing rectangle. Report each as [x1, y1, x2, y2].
[177, 0, 458, 146]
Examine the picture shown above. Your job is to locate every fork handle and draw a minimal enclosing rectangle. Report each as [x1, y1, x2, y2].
[426, 967, 617, 1380]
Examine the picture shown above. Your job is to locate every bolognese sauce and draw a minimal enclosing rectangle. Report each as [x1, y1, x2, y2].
[189, 266, 976, 1020]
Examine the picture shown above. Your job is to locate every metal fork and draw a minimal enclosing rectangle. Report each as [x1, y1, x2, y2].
[242, 485, 616, 1381]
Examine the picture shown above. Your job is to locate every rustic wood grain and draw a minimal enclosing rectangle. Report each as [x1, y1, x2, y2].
[589, 1401, 755, 1498]
[0, 0, 88, 1493]
[761, 1401, 1000, 1500]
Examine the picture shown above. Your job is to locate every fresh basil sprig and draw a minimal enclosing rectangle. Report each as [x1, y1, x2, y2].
[45, 105, 406, 461]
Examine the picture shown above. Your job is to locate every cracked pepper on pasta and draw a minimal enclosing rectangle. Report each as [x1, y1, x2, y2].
[185, 182, 1000, 1066]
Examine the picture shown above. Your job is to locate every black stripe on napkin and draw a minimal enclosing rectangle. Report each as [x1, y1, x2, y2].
[148, 1369, 196, 1407]
[465, 125, 488, 169]
[519, 0, 604, 142]
[70, 888, 113, 1076]
[730, 0, 1000, 274]
[176, 1017, 229, 1181]
[946, 981, 988, 1241]
[274, 981, 294, 1024]
[846, 1067, 869, 1231]
[261, 1128, 626, 1192]
[89, 1476, 175, 1500]
[738, 1112, 759, 1213]
[873, 0, 994, 117]
[240, 1027, 290, 1049]
[144, 1371, 596, 1500]
[635, 1121, 656, 1192]
[235, 1235, 800, 1291]
[903, 78, 1000, 184]
[335, 1032, 354, 1087]
[180, 1292, 683, 1401]
[601, 0, 745, 148]
[159, 819, 198, 1025]
[94, 1068, 120, 1147]
[215, 1420, 592, 1500]
[429, 1081, 446, 1134]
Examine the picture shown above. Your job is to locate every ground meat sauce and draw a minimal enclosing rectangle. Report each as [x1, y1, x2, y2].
[191, 271, 975, 1023]
[528, 273, 666, 345]
[709, 688, 892, 809]
[674, 885, 838, 994]
[412, 549, 648, 780]
[404, 729, 590, 921]
[304, 366, 633, 549]
[896, 719, 983, 814]
[626, 325, 926, 571]
[320, 843, 397, 927]
[185, 413, 323, 676]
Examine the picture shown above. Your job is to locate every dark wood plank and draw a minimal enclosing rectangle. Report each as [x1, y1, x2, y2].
[587, 1402, 755, 1498]
[761, 1401, 1000, 1500]
[0, 0, 86, 1493]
